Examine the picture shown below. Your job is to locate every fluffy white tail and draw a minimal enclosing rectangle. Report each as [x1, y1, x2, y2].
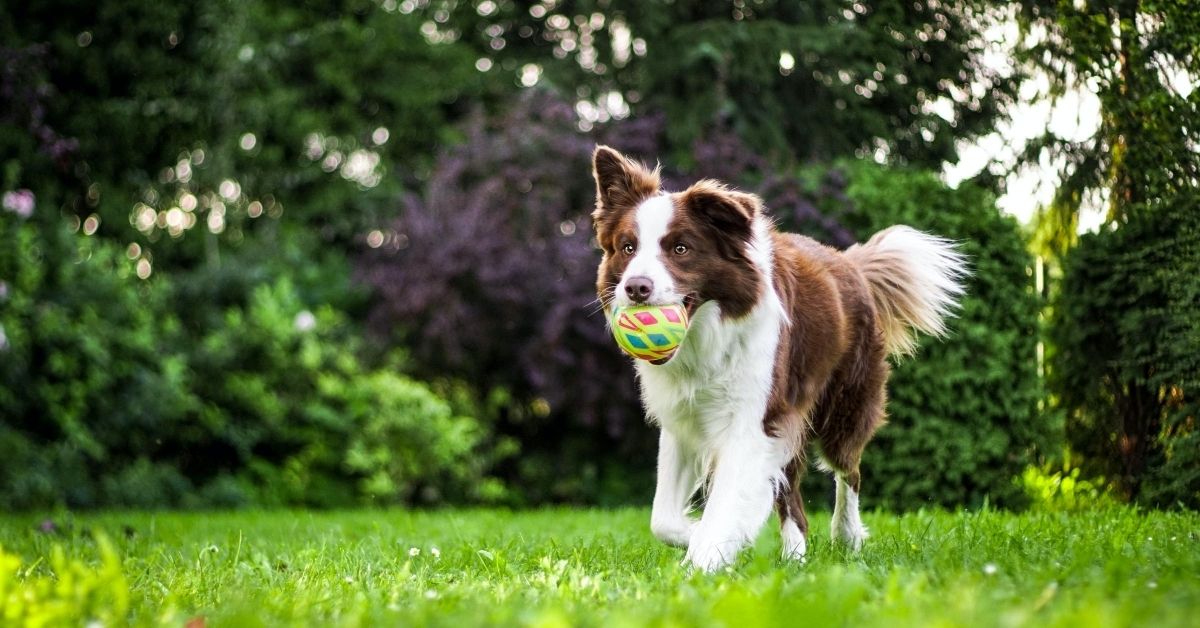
[844, 226, 969, 356]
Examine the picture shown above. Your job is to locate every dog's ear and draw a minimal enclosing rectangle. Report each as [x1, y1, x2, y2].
[591, 146, 660, 229]
[679, 180, 760, 258]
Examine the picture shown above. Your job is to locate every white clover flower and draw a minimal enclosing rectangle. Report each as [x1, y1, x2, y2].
[408, 547, 420, 557]
[430, 547, 441, 558]
[983, 563, 998, 575]
[294, 310, 316, 332]
[2, 189, 35, 218]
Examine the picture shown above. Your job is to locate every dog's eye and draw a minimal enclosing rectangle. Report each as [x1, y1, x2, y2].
[673, 244, 689, 255]
[621, 243, 635, 255]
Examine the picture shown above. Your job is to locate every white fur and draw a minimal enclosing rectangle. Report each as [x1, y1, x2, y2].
[615, 194, 684, 308]
[845, 226, 969, 356]
[780, 518, 807, 561]
[831, 475, 868, 550]
[636, 210, 793, 572]
[649, 429, 700, 548]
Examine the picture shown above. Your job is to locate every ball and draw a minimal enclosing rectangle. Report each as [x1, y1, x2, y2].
[610, 303, 690, 363]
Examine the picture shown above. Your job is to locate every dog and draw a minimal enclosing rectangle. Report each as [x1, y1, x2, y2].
[590, 146, 968, 571]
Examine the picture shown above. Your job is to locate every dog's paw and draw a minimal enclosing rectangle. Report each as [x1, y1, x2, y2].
[683, 530, 742, 573]
[650, 517, 695, 549]
[831, 520, 869, 552]
[780, 520, 807, 562]
[683, 544, 731, 573]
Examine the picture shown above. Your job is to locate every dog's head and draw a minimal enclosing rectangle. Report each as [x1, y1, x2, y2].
[591, 145, 764, 320]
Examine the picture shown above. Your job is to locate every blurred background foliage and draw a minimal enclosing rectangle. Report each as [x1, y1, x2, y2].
[0, 0, 1195, 510]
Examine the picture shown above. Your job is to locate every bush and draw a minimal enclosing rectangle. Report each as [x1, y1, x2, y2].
[0, 196, 498, 508]
[1051, 195, 1200, 508]
[0, 537, 129, 625]
[0, 197, 195, 508]
[1020, 460, 1117, 512]
[180, 278, 501, 507]
[338, 372, 502, 504]
[836, 163, 1045, 510]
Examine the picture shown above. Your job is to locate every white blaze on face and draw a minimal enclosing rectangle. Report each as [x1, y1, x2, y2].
[616, 194, 681, 307]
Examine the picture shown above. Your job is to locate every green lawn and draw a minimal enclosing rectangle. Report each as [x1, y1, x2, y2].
[1, 507, 1197, 626]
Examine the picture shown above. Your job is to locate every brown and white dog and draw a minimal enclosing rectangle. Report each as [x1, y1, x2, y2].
[591, 146, 968, 571]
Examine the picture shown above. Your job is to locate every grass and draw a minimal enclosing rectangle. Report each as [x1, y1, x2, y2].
[0, 507, 1197, 626]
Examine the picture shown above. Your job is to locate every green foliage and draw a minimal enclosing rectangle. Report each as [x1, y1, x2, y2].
[1020, 459, 1117, 511]
[174, 277, 501, 507]
[14, 0, 1190, 514]
[0, 508, 1197, 625]
[0, 0, 490, 267]
[437, 0, 1019, 168]
[1050, 194, 1200, 508]
[1, 0, 504, 509]
[0, 536, 129, 625]
[1017, 1, 1200, 253]
[0, 201, 194, 508]
[0, 203, 498, 508]
[330, 372, 502, 504]
[834, 163, 1045, 509]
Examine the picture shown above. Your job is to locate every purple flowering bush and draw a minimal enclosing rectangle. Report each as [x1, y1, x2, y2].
[357, 91, 852, 503]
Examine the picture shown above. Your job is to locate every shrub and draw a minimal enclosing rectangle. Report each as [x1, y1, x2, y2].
[183, 278, 501, 507]
[0, 197, 196, 509]
[337, 372, 501, 504]
[1051, 195, 1200, 508]
[1019, 460, 1117, 512]
[836, 163, 1045, 510]
[0, 537, 129, 625]
[0, 195, 498, 508]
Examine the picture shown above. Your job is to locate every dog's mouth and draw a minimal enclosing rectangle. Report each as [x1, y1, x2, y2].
[646, 294, 698, 366]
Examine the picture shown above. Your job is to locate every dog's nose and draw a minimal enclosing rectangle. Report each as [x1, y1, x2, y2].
[625, 276, 653, 303]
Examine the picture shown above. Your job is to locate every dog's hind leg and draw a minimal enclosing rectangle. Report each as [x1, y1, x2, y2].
[775, 458, 809, 561]
[819, 399, 881, 551]
[831, 467, 868, 551]
[815, 363, 886, 552]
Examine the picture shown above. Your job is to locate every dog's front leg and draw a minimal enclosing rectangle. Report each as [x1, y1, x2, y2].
[684, 428, 778, 572]
[649, 429, 699, 548]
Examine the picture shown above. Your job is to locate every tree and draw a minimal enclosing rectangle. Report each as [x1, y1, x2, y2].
[429, 0, 1020, 167]
[1016, 0, 1200, 252]
[1018, 1, 1200, 505]
[1050, 197, 1199, 507]
[1, 0, 490, 273]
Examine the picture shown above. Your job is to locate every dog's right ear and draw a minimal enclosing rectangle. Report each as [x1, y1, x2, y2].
[591, 145, 660, 229]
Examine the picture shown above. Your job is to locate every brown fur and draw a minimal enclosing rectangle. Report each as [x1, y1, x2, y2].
[591, 146, 660, 251]
[592, 147, 659, 305]
[766, 233, 888, 522]
[666, 182, 763, 319]
[593, 149, 762, 319]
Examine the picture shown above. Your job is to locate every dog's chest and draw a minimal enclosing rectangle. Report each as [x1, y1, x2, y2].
[635, 303, 781, 443]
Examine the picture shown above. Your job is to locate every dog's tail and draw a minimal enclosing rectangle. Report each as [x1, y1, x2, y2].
[843, 226, 969, 357]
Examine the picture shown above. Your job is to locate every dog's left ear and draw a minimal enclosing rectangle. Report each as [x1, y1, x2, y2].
[679, 180, 761, 257]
